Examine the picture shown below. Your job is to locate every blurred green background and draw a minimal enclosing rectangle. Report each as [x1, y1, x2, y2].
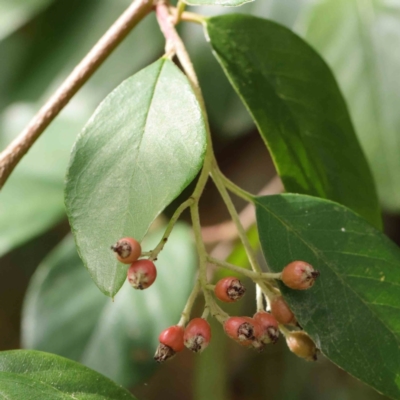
[1, 0, 399, 399]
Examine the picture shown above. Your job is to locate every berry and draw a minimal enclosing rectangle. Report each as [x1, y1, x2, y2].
[286, 331, 318, 361]
[253, 311, 279, 344]
[184, 318, 212, 353]
[154, 325, 185, 363]
[127, 259, 157, 290]
[111, 237, 141, 264]
[223, 316, 262, 349]
[281, 261, 320, 290]
[214, 277, 246, 303]
[270, 296, 297, 326]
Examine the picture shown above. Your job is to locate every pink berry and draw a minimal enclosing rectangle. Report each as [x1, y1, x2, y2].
[111, 237, 141, 264]
[184, 318, 212, 353]
[270, 296, 297, 326]
[127, 259, 157, 290]
[214, 277, 246, 303]
[281, 261, 320, 290]
[154, 325, 185, 363]
[253, 311, 279, 344]
[223, 316, 263, 349]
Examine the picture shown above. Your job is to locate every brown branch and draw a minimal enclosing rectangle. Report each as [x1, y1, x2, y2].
[0, 0, 154, 189]
[202, 176, 284, 244]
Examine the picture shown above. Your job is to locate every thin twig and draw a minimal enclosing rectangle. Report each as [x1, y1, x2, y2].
[202, 175, 284, 244]
[0, 0, 153, 189]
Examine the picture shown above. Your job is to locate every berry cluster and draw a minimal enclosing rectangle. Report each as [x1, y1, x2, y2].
[111, 238, 320, 363]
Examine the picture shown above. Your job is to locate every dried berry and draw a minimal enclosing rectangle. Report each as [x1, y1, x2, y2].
[286, 331, 318, 361]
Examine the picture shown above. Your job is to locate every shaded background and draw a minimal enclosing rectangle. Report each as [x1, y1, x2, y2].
[1, 0, 399, 399]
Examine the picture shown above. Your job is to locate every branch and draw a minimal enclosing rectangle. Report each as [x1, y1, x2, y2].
[0, 0, 154, 189]
[202, 175, 284, 244]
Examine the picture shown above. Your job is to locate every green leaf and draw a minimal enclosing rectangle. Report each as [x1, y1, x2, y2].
[206, 14, 382, 230]
[183, 0, 253, 6]
[255, 194, 400, 399]
[65, 58, 206, 297]
[301, 0, 400, 212]
[0, 350, 136, 399]
[22, 223, 197, 387]
[0, 0, 54, 40]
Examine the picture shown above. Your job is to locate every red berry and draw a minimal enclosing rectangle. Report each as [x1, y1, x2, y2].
[184, 318, 212, 353]
[270, 296, 297, 326]
[127, 259, 157, 290]
[154, 325, 185, 363]
[223, 317, 263, 349]
[111, 237, 141, 264]
[214, 277, 246, 303]
[253, 311, 279, 344]
[286, 331, 318, 361]
[281, 261, 320, 290]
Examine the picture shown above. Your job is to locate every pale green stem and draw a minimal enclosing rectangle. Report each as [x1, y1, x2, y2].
[178, 279, 201, 326]
[148, 198, 194, 261]
[174, 1, 186, 24]
[214, 169, 254, 203]
[256, 284, 264, 312]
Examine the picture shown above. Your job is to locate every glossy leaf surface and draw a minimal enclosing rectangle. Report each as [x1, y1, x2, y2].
[206, 14, 381, 230]
[65, 58, 206, 297]
[0, 350, 136, 399]
[22, 223, 197, 387]
[255, 194, 400, 399]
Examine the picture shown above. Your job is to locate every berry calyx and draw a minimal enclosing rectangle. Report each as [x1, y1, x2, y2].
[154, 325, 185, 363]
[184, 318, 212, 353]
[223, 316, 262, 349]
[111, 237, 141, 264]
[270, 296, 297, 326]
[214, 277, 246, 303]
[253, 311, 279, 344]
[281, 261, 320, 290]
[286, 331, 318, 361]
[127, 259, 157, 290]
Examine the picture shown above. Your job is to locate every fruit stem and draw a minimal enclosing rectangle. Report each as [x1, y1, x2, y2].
[148, 197, 194, 261]
[178, 280, 201, 327]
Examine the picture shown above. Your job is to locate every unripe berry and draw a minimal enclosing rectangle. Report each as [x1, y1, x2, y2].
[154, 325, 185, 363]
[214, 277, 246, 303]
[184, 318, 212, 353]
[270, 296, 297, 326]
[111, 237, 141, 264]
[286, 331, 318, 361]
[127, 259, 157, 290]
[281, 261, 320, 290]
[253, 311, 279, 344]
[223, 317, 262, 349]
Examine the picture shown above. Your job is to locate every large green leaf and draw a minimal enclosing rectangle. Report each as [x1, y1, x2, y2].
[0, 0, 164, 256]
[22, 223, 197, 387]
[301, 0, 400, 212]
[0, 350, 136, 399]
[206, 14, 382, 230]
[183, 0, 252, 6]
[255, 194, 400, 399]
[0, 0, 54, 40]
[65, 58, 206, 297]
